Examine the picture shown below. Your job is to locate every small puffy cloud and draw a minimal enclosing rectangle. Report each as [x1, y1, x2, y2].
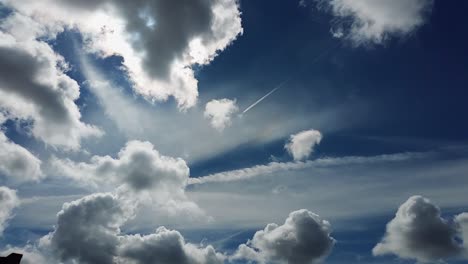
[317, 0, 434, 45]
[50, 140, 207, 220]
[285, 129, 322, 161]
[204, 99, 239, 131]
[373, 196, 465, 262]
[233, 209, 335, 264]
[41, 192, 223, 264]
[2, 0, 243, 110]
[118, 227, 225, 264]
[0, 186, 19, 235]
[0, 131, 43, 184]
[0, 13, 103, 149]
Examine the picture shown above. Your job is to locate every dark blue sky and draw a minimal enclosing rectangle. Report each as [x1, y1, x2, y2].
[1, 0, 468, 263]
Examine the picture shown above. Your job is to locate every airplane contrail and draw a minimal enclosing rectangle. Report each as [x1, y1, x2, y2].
[240, 41, 341, 116]
[241, 81, 286, 115]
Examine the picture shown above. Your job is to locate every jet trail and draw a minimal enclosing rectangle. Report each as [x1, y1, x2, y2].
[241, 81, 285, 114]
[240, 41, 341, 116]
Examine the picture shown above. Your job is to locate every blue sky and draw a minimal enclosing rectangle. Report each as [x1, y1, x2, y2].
[0, 0, 468, 263]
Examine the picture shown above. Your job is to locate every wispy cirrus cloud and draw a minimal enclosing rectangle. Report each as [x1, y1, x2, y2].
[315, 0, 434, 45]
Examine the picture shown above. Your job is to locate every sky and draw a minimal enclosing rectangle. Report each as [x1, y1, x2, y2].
[0, 0, 468, 263]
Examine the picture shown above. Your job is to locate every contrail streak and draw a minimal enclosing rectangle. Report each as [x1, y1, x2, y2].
[241, 82, 284, 114]
[240, 41, 341, 115]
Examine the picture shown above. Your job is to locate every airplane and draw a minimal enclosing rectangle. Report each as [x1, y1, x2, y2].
[0, 253, 22, 264]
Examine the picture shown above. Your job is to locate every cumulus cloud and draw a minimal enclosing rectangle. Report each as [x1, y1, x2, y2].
[373, 196, 466, 262]
[2, 0, 243, 110]
[50, 140, 207, 219]
[233, 209, 335, 264]
[0, 131, 43, 184]
[40, 192, 223, 264]
[118, 227, 225, 264]
[0, 13, 103, 149]
[41, 193, 130, 264]
[204, 99, 239, 131]
[0, 186, 19, 235]
[317, 0, 434, 45]
[285, 129, 322, 161]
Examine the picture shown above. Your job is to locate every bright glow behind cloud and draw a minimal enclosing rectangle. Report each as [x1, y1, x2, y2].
[1, 0, 243, 110]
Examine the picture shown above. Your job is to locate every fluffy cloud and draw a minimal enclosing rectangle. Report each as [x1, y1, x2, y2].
[41, 193, 224, 264]
[0, 131, 42, 184]
[204, 99, 239, 131]
[118, 227, 225, 264]
[233, 209, 335, 264]
[0, 186, 19, 235]
[285, 129, 322, 161]
[0, 13, 103, 149]
[2, 0, 243, 110]
[51, 140, 188, 192]
[317, 0, 434, 45]
[50, 140, 207, 219]
[41, 193, 130, 264]
[373, 196, 466, 262]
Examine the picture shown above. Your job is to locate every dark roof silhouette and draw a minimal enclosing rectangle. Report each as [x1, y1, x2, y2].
[0, 253, 22, 264]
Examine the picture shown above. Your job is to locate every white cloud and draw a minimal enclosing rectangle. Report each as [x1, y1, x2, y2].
[204, 99, 239, 131]
[233, 209, 335, 264]
[50, 140, 207, 220]
[0, 131, 43, 184]
[318, 0, 434, 45]
[40, 193, 134, 264]
[285, 129, 322, 161]
[118, 227, 225, 264]
[1, 0, 243, 110]
[188, 152, 424, 185]
[373, 196, 466, 262]
[0, 13, 103, 149]
[456, 213, 468, 255]
[40, 192, 224, 264]
[0, 186, 19, 236]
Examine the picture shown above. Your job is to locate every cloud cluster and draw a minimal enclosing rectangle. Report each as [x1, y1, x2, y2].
[285, 129, 322, 161]
[2, 0, 243, 110]
[204, 99, 239, 131]
[0, 186, 19, 236]
[373, 196, 468, 262]
[317, 0, 434, 45]
[233, 209, 335, 264]
[0, 13, 103, 149]
[50, 140, 206, 219]
[39, 192, 225, 264]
